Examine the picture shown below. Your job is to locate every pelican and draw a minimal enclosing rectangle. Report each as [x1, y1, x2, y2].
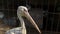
[5, 6, 41, 34]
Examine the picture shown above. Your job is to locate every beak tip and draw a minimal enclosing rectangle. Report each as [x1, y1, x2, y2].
[39, 31, 41, 34]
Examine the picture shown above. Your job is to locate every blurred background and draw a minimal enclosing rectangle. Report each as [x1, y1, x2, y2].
[0, 0, 60, 34]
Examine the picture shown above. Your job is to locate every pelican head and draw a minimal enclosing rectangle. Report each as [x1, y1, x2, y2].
[17, 6, 41, 34]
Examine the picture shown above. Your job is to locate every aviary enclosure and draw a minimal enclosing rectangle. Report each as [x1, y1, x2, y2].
[0, 0, 60, 34]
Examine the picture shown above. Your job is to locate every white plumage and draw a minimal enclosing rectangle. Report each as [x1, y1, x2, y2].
[5, 6, 41, 34]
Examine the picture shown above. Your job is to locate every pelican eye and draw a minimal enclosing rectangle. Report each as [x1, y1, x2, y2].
[24, 9, 27, 12]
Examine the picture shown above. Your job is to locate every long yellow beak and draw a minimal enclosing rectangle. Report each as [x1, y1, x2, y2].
[24, 11, 41, 34]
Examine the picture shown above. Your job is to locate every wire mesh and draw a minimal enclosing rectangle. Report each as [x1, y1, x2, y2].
[0, 0, 60, 34]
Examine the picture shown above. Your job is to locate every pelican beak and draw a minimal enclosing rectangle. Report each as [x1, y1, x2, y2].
[24, 11, 41, 34]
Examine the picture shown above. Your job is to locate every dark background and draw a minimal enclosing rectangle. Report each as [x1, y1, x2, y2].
[0, 0, 60, 34]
